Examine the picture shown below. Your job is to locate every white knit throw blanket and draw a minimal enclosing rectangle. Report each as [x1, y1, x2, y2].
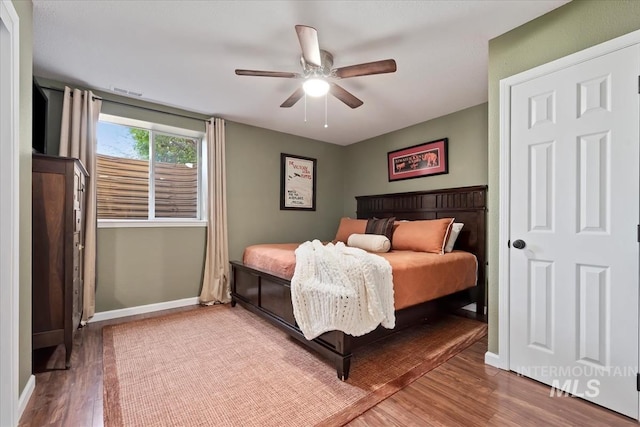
[291, 240, 395, 340]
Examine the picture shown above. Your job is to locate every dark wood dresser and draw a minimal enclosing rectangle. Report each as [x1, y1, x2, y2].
[32, 154, 88, 368]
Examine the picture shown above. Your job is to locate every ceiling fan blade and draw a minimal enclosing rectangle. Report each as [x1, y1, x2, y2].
[333, 59, 397, 79]
[330, 83, 363, 109]
[280, 87, 305, 108]
[295, 25, 322, 67]
[235, 69, 299, 78]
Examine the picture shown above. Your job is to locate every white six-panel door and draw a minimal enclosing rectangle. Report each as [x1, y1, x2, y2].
[509, 45, 640, 418]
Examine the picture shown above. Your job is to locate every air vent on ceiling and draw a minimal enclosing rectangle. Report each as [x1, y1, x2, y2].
[110, 85, 143, 97]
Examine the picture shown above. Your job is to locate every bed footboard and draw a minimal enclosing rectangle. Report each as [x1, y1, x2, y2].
[230, 261, 354, 379]
[230, 260, 459, 380]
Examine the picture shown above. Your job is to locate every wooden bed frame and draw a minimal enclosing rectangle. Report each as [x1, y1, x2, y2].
[230, 185, 487, 380]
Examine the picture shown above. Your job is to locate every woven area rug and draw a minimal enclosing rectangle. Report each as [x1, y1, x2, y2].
[103, 305, 486, 427]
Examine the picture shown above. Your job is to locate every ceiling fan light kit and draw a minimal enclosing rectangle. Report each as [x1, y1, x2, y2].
[303, 78, 329, 97]
[235, 25, 397, 112]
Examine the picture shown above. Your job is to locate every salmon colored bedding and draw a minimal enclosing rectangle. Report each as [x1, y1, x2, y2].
[242, 243, 477, 311]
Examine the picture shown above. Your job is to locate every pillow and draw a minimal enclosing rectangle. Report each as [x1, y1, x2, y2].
[334, 217, 367, 243]
[347, 233, 391, 253]
[365, 217, 396, 240]
[392, 218, 455, 254]
[444, 223, 464, 253]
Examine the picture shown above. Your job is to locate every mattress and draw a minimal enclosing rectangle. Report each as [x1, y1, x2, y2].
[242, 243, 477, 310]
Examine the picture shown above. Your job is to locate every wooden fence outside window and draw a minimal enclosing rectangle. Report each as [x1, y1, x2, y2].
[97, 154, 198, 219]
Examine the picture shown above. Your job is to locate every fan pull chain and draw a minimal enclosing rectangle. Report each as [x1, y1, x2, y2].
[324, 93, 328, 128]
[304, 92, 307, 122]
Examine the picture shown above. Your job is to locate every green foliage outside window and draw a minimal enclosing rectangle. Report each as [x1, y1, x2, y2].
[129, 128, 197, 163]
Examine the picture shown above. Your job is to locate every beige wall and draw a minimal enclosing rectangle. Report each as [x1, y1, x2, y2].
[487, 0, 640, 353]
[342, 103, 488, 216]
[13, 0, 33, 395]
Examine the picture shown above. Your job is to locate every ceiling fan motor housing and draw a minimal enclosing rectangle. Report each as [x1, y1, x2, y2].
[301, 49, 334, 78]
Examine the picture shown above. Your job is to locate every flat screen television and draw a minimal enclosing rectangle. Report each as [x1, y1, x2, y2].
[32, 79, 48, 154]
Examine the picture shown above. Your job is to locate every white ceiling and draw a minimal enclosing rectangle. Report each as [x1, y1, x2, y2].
[32, 0, 569, 145]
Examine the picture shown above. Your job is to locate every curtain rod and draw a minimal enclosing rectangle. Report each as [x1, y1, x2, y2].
[39, 85, 211, 124]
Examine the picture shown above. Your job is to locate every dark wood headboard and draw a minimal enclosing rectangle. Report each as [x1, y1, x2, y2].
[355, 185, 487, 315]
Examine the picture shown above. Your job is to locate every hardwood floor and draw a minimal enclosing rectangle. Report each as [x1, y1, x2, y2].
[19, 306, 636, 427]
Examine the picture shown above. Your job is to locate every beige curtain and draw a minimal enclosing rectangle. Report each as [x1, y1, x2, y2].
[59, 87, 102, 322]
[199, 118, 231, 304]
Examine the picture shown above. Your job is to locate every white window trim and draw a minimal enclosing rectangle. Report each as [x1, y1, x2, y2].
[97, 113, 206, 226]
[98, 219, 207, 228]
[100, 113, 204, 139]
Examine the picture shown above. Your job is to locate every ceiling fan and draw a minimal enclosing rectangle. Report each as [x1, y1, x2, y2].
[235, 25, 397, 109]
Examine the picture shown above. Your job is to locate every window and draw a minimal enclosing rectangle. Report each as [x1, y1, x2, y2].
[96, 114, 206, 225]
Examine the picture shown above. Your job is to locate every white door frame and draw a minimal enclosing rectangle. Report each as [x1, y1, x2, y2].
[496, 27, 640, 380]
[0, 1, 20, 426]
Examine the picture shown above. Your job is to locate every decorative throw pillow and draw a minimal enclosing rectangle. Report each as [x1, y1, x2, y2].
[444, 223, 464, 252]
[392, 218, 455, 254]
[333, 217, 368, 243]
[347, 233, 391, 253]
[365, 216, 396, 240]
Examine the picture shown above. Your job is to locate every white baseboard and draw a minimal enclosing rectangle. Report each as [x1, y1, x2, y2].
[90, 297, 200, 323]
[18, 375, 35, 422]
[484, 351, 505, 369]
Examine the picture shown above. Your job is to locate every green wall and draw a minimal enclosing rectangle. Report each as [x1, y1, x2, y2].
[37, 79, 211, 312]
[38, 78, 345, 311]
[342, 103, 488, 216]
[94, 117, 346, 311]
[13, 0, 33, 396]
[95, 118, 345, 311]
[95, 228, 206, 311]
[39, 74, 479, 312]
[487, 0, 640, 354]
[226, 122, 345, 261]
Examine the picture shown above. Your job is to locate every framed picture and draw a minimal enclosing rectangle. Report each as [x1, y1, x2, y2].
[387, 138, 448, 182]
[280, 153, 317, 211]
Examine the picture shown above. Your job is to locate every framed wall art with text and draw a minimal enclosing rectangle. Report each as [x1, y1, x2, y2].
[280, 153, 317, 211]
[387, 138, 448, 182]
